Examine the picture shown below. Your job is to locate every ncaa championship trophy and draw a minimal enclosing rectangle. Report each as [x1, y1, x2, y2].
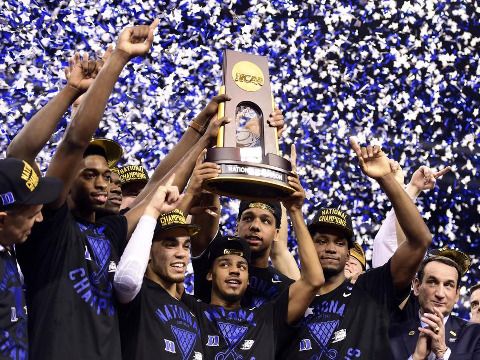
[202, 49, 295, 201]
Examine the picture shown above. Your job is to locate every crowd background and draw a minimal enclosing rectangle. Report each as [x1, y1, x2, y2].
[0, 0, 478, 318]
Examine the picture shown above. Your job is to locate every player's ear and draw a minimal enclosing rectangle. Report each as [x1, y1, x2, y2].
[206, 271, 212, 281]
[234, 220, 239, 236]
[0, 212, 8, 230]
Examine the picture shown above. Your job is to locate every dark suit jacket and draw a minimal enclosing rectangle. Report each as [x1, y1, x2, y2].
[389, 315, 480, 360]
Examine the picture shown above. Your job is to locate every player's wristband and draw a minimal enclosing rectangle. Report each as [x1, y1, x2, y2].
[189, 120, 206, 134]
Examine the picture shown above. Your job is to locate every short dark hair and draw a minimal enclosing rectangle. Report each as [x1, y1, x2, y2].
[417, 257, 462, 288]
[470, 283, 480, 296]
[83, 145, 108, 161]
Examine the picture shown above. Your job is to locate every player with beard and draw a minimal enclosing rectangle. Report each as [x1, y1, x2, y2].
[281, 138, 433, 360]
[113, 176, 205, 360]
[178, 166, 325, 359]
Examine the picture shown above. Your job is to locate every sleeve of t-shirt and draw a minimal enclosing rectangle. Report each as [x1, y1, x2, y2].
[272, 287, 290, 328]
[269, 288, 292, 351]
[357, 259, 410, 312]
[372, 209, 398, 268]
[15, 202, 70, 286]
[181, 292, 205, 317]
[191, 249, 211, 303]
[96, 214, 128, 256]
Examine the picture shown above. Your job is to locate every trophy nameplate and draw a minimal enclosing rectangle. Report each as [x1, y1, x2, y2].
[203, 50, 294, 201]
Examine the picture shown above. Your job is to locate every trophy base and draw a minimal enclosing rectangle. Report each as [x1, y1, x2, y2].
[202, 148, 295, 201]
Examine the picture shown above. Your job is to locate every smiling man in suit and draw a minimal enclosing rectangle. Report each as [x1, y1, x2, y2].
[389, 256, 480, 360]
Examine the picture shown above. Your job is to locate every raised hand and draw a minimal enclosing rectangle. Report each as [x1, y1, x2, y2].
[201, 94, 232, 120]
[116, 18, 159, 59]
[349, 137, 391, 180]
[202, 114, 231, 146]
[419, 308, 448, 359]
[145, 174, 182, 218]
[267, 107, 285, 138]
[409, 165, 452, 192]
[282, 144, 306, 212]
[186, 151, 221, 195]
[389, 158, 405, 186]
[65, 45, 113, 94]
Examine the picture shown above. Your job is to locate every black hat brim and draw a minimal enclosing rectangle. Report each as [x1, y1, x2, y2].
[154, 223, 201, 237]
[22, 177, 63, 207]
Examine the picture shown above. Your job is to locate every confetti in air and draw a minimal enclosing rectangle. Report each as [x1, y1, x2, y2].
[0, 0, 479, 319]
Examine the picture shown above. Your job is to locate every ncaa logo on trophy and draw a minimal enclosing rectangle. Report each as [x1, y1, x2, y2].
[203, 49, 295, 201]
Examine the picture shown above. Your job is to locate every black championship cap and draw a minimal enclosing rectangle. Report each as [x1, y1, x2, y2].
[154, 209, 200, 237]
[428, 248, 471, 276]
[0, 158, 63, 211]
[207, 235, 251, 267]
[118, 165, 149, 186]
[237, 200, 282, 228]
[308, 208, 354, 247]
[87, 138, 123, 168]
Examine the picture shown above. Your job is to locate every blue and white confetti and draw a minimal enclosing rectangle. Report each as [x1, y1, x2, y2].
[0, 0, 478, 319]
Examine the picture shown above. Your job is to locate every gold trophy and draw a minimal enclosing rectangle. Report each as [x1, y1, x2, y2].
[202, 50, 294, 201]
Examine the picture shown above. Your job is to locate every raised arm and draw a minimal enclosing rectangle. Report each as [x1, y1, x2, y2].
[349, 138, 432, 292]
[46, 20, 159, 209]
[6, 51, 106, 168]
[123, 114, 227, 239]
[283, 145, 324, 324]
[178, 151, 221, 256]
[270, 199, 300, 280]
[114, 175, 181, 303]
[372, 162, 451, 268]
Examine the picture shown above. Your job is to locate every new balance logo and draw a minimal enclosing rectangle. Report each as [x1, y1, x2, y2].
[240, 339, 254, 350]
[164, 339, 176, 353]
[332, 329, 346, 343]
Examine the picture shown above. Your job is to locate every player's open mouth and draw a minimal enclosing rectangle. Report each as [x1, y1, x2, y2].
[225, 278, 242, 288]
[171, 263, 186, 272]
[246, 235, 262, 244]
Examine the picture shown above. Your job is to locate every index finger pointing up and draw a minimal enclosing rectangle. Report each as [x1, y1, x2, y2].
[291, 144, 297, 174]
[165, 173, 176, 187]
[149, 18, 160, 29]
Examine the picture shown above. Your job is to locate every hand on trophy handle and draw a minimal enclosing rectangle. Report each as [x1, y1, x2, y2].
[186, 150, 221, 194]
[201, 115, 231, 147]
[267, 107, 285, 138]
[193, 94, 232, 130]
